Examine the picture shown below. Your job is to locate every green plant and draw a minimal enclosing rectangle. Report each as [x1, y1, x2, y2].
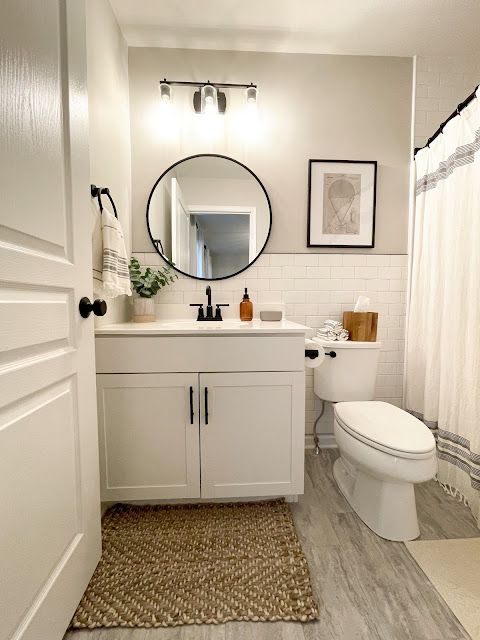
[128, 257, 177, 298]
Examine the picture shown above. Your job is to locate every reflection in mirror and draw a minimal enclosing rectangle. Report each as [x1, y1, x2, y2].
[147, 155, 271, 280]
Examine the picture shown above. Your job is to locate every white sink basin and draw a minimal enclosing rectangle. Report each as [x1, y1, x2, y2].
[95, 318, 309, 336]
[159, 319, 246, 330]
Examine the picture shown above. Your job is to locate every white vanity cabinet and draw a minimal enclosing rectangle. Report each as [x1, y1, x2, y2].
[95, 320, 308, 502]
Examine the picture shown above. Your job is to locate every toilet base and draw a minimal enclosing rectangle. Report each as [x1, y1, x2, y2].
[333, 456, 420, 542]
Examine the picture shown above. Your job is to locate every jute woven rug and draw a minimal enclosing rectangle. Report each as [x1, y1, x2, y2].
[71, 500, 319, 629]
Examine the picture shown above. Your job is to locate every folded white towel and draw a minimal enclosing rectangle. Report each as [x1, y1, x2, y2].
[93, 207, 131, 298]
[316, 319, 349, 341]
[324, 319, 343, 329]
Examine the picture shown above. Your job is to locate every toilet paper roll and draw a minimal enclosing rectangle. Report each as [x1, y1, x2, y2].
[305, 339, 325, 369]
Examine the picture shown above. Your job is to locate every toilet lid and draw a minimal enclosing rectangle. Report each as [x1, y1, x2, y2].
[335, 401, 436, 456]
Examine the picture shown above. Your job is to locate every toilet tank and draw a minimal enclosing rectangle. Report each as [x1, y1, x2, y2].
[313, 339, 382, 402]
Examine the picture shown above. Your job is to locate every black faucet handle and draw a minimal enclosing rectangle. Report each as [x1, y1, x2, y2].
[214, 303, 230, 321]
[189, 303, 205, 320]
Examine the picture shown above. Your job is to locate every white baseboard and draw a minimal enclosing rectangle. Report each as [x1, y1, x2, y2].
[305, 433, 338, 449]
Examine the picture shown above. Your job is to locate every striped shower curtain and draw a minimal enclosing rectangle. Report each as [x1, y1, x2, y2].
[405, 87, 480, 527]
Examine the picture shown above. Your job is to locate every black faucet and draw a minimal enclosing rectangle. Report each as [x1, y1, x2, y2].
[206, 286, 213, 318]
[190, 286, 229, 321]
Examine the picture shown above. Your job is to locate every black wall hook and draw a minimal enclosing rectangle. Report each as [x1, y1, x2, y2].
[91, 184, 118, 219]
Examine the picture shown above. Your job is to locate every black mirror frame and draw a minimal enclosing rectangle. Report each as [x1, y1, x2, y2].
[145, 153, 272, 281]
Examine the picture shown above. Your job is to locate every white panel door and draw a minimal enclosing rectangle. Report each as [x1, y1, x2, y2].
[171, 177, 191, 272]
[199, 372, 305, 499]
[0, 2, 101, 639]
[97, 374, 201, 500]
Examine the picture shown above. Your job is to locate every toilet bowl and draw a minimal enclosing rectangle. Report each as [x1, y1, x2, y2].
[333, 401, 437, 541]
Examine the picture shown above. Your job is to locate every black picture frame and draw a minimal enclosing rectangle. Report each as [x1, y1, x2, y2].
[307, 159, 377, 248]
[146, 153, 272, 281]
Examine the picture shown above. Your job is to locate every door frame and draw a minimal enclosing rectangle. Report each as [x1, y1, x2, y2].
[189, 205, 257, 262]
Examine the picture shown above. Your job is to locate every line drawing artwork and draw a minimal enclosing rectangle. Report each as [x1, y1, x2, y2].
[322, 173, 361, 235]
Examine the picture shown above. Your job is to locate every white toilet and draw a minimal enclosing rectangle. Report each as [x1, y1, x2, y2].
[313, 339, 437, 541]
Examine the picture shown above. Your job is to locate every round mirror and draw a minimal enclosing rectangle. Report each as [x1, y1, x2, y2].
[146, 154, 272, 280]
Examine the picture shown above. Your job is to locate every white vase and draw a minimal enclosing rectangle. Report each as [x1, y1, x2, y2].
[133, 295, 155, 323]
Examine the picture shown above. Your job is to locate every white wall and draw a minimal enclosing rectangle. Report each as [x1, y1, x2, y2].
[86, 0, 131, 324]
[414, 55, 480, 149]
[129, 48, 413, 255]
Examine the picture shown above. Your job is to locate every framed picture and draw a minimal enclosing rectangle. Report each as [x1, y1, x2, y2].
[307, 159, 377, 248]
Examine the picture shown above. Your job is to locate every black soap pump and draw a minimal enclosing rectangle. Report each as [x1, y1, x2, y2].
[240, 287, 253, 321]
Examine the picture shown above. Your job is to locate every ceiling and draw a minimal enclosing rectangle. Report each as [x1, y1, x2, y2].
[110, 0, 480, 57]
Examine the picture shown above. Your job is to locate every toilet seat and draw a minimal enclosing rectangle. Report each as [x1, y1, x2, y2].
[335, 401, 436, 460]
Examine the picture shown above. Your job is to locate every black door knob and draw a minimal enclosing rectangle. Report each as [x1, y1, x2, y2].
[79, 297, 107, 318]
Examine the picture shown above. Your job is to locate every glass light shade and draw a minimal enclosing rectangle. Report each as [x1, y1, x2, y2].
[245, 85, 258, 108]
[159, 82, 171, 103]
[201, 84, 218, 114]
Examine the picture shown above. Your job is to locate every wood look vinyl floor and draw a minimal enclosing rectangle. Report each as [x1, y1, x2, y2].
[64, 450, 480, 640]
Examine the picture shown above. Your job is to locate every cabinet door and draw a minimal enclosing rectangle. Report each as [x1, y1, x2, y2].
[97, 374, 200, 500]
[199, 372, 305, 499]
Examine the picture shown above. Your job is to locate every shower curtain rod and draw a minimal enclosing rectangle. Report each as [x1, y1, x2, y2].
[414, 84, 479, 156]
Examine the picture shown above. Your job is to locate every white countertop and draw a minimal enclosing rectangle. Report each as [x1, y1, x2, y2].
[95, 318, 310, 337]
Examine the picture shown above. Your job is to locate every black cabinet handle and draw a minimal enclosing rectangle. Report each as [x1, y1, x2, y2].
[204, 387, 209, 425]
[79, 297, 107, 318]
[189, 386, 194, 425]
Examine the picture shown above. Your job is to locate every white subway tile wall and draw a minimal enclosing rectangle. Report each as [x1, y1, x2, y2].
[415, 56, 480, 149]
[133, 252, 408, 446]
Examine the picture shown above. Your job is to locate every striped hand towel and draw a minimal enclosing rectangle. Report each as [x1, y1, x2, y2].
[93, 207, 131, 298]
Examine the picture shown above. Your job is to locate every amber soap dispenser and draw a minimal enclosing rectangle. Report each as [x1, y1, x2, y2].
[240, 288, 253, 321]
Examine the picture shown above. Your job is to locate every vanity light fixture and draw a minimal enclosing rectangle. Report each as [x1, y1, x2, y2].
[158, 79, 257, 115]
